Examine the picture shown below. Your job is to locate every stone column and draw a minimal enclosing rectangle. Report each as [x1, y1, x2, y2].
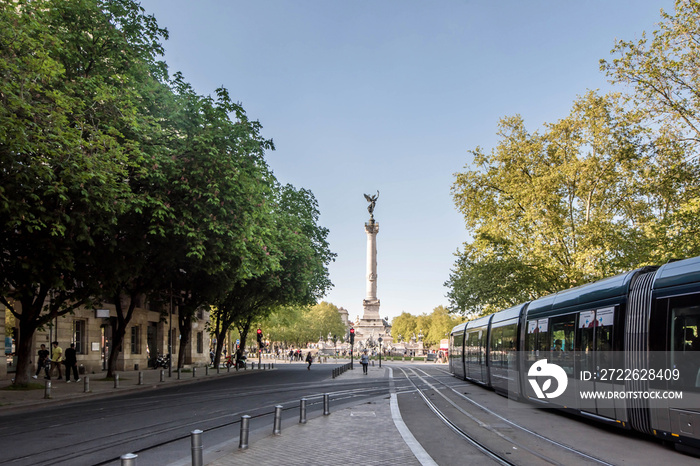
[363, 221, 381, 321]
[365, 221, 379, 300]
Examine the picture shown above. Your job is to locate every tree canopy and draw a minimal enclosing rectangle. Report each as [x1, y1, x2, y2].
[0, 0, 335, 384]
[447, 0, 700, 317]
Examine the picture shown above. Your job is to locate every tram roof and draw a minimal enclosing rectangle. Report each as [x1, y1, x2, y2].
[653, 254, 700, 290]
[525, 269, 641, 317]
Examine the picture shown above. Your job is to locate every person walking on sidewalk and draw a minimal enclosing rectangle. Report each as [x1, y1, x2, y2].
[305, 352, 313, 370]
[64, 343, 80, 383]
[360, 350, 369, 375]
[50, 341, 63, 380]
[32, 344, 50, 379]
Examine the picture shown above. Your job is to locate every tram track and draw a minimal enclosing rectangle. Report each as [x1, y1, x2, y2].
[396, 365, 616, 466]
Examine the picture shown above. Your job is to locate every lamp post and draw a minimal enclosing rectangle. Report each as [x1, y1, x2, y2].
[378, 337, 383, 368]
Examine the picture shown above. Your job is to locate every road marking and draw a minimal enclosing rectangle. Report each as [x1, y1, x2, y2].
[388, 366, 438, 466]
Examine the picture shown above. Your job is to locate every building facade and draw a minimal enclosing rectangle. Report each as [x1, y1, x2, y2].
[2, 298, 211, 380]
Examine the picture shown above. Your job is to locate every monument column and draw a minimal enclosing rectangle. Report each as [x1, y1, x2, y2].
[365, 221, 379, 300]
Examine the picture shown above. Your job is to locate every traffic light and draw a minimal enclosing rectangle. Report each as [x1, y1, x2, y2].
[257, 328, 263, 348]
[349, 328, 355, 345]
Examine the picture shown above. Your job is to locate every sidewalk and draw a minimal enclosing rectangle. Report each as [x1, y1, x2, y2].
[203, 363, 426, 466]
[0, 363, 261, 412]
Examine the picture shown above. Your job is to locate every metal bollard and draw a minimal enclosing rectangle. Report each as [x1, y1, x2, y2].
[177, 368, 181, 380]
[193, 367, 197, 378]
[191, 430, 203, 466]
[44, 380, 52, 399]
[120, 453, 137, 466]
[239, 415, 251, 450]
[273, 405, 283, 435]
[205, 365, 209, 376]
[160, 369, 164, 382]
[323, 393, 330, 416]
[299, 398, 307, 424]
[84, 376, 90, 393]
[138, 371, 143, 385]
[114, 374, 120, 389]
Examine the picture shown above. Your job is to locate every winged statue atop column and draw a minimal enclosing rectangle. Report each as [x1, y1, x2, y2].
[364, 191, 379, 220]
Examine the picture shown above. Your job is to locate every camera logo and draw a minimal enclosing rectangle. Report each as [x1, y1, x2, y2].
[528, 359, 568, 399]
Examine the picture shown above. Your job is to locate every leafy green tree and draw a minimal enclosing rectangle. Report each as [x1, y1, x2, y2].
[601, 0, 700, 261]
[0, 0, 167, 385]
[210, 184, 335, 365]
[424, 305, 463, 347]
[391, 312, 417, 343]
[158, 77, 278, 369]
[601, 0, 700, 147]
[306, 301, 346, 344]
[448, 91, 699, 316]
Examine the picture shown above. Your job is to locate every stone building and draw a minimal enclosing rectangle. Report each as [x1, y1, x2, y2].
[1, 298, 211, 380]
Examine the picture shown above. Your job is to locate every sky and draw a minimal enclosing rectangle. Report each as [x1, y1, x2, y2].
[138, 0, 674, 323]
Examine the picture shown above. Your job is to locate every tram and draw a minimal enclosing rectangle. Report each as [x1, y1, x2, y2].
[449, 254, 700, 454]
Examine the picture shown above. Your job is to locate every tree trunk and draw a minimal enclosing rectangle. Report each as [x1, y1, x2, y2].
[106, 293, 137, 378]
[177, 311, 192, 369]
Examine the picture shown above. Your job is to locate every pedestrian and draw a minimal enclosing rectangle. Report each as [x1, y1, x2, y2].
[360, 350, 369, 375]
[305, 352, 313, 370]
[64, 343, 80, 383]
[32, 344, 50, 379]
[50, 341, 63, 380]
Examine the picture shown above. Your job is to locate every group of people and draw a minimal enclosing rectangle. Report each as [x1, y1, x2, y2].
[32, 341, 81, 382]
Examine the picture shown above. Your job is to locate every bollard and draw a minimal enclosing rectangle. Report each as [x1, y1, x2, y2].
[138, 371, 143, 385]
[84, 376, 90, 393]
[114, 374, 120, 389]
[323, 393, 330, 416]
[239, 415, 251, 450]
[160, 369, 164, 382]
[120, 453, 137, 466]
[177, 368, 181, 380]
[44, 380, 52, 399]
[273, 405, 283, 435]
[205, 365, 209, 376]
[299, 398, 307, 424]
[227, 364, 230, 373]
[191, 429, 203, 466]
[193, 367, 197, 378]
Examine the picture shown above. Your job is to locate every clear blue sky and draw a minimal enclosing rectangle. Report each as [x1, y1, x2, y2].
[139, 0, 673, 322]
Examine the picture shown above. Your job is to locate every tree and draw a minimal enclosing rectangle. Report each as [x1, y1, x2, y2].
[601, 0, 700, 148]
[0, 0, 168, 385]
[448, 91, 699, 316]
[601, 0, 700, 261]
[210, 184, 335, 366]
[424, 305, 463, 347]
[391, 312, 417, 343]
[158, 77, 278, 369]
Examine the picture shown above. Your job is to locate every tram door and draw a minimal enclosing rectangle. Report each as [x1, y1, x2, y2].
[578, 307, 616, 419]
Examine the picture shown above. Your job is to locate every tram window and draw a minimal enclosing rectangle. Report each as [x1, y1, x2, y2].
[669, 295, 700, 390]
[550, 314, 575, 375]
[490, 327, 504, 368]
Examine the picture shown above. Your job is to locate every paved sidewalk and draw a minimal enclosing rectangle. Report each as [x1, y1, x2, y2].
[203, 363, 426, 466]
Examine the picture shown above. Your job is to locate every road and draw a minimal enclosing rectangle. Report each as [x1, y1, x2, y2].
[0, 363, 696, 465]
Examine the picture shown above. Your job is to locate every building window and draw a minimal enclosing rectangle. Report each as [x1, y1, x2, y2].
[197, 332, 204, 353]
[72, 320, 87, 354]
[131, 326, 142, 354]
